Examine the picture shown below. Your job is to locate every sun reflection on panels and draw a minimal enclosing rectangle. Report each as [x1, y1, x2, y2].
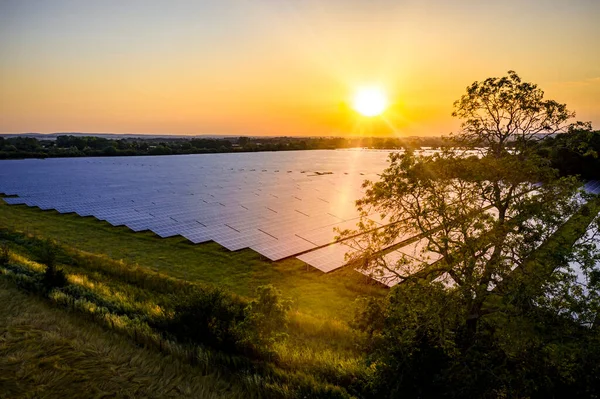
[4, 152, 592, 285]
[0, 150, 396, 263]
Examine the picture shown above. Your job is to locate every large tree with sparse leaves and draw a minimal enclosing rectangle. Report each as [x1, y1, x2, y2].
[342, 71, 599, 339]
[343, 71, 600, 397]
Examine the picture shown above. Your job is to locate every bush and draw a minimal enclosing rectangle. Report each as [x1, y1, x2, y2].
[356, 282, 464, 398]
[38, 239, 57, 268]
[0, 241, 9, 266]
[164, 287, 246, 351]
[42, 264, 68, 290]
[162, 285, 292, 358]
[38, 239, 68, 290]
[238, 285, 292, 356]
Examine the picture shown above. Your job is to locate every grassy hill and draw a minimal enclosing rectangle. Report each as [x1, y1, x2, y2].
[0, 199, 387, 397]
[0, 280, 244, 398]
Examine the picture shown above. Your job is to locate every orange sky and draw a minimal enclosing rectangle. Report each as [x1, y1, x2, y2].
[1, 1, 599, 137]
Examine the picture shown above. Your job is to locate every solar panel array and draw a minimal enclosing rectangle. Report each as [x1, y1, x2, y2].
[1, 150, 596, 288]
[0, 150, 412, 262]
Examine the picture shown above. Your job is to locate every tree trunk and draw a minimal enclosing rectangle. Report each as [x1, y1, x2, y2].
[463, 302, 482, 348]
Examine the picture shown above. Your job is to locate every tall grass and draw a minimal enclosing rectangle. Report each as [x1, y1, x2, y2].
[0, 280, 247, 399]
[0, 228, 367, 398]
[0, 199, 387, 321]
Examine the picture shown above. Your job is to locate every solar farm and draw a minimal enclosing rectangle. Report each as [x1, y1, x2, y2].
[0, 150, 394, 278]
[1, 150, 598, 287]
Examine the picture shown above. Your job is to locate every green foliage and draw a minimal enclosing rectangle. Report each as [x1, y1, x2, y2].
[0, 230, 360, 397]
[354, 279, 600, 398]
[42, 264, 68, 290]
[0, 134, 449, 160]
[351, 296, 385, 340]
[164, 287, 247, 351]
[536, 127, 600, 179]
[0, 280, 247, 399]
[0, 240, 9, 266]
[38, 238, 57, 268]
[238, 285, 292, 355]
[355, 282, 465, 398]
[37, 239, 68, 290]
[163, 285, 293, 358]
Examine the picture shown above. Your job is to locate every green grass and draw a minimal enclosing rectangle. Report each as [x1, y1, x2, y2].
[2, 196, 596, 397]
[0, 199, 381, 397]
[0, 231, 366, 397]
[0, 200, 386, 321]
[0, 280, 246, 399]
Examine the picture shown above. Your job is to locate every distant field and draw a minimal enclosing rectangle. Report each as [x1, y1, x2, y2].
[0, 200, 386, 321]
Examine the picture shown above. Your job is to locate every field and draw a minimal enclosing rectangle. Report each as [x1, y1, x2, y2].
[0, 198, 388, 397]
[2, 188, 598, 398]
[0, 280, 245, 399]
[0, 200, 386, 321]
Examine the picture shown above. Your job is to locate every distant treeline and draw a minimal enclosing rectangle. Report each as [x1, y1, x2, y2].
[2, 132, 599, 180]
[536, 129, 600, 180]
[0, 135, 447, 160]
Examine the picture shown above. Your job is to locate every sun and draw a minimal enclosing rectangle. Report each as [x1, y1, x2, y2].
[352, 86, 388, 117]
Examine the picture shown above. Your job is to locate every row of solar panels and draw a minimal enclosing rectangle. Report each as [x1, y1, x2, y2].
[1, 149, 597, 287]
[584, 180, 600, 194]
[0, 152, 397, 264]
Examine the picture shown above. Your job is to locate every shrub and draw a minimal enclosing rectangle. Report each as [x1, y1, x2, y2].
[38, 239, 57, 268]
[39, 239, 68, 290]
[42, 263, 68, 290]
[238, 285, 292, 356]
[0, 241, 9, 266]
[164, 287, 246, 351]
[351, 296, 385, 338]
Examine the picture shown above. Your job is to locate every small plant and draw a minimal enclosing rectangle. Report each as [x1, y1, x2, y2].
[39, 239, 57, 268]
[42, 263, 68, 290]
[238, 285, 292, 356]
[165, 287, 246, 351]
[39, 239, 68, 290]
[351, 296, 385, 339]
[0, 241, 9, 266]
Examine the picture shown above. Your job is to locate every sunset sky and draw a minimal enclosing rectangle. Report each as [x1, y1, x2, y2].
[1, 0, 599, 137]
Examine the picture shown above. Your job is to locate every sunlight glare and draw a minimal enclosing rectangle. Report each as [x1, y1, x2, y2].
[352, 86, 388, 117]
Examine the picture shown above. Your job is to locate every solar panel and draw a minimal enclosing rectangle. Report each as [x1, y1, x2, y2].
[584, 180, 600, 195]
[296, 242, 353, 272]
[0, 150, 387, 260]
[5, 149, 578, 286]
[0, 151, 417, 266]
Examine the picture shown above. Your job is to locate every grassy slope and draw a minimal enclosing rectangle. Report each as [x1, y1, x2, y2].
[0, 200, 376, 397]
[0, 201, 385, 321]
[0, 280, 244, 399]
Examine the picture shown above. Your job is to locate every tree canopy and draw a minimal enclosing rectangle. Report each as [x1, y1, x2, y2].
[451, 70, 574, 155]
[341, 71, 600, 397]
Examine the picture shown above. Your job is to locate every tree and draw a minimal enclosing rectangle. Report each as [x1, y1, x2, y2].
[451, 70, 574, 156]
[343, 71, 600, 397]
[39, 239, 68, 290]
[536, 125, 600, 179]
[237, 285, 292, 356]
[341, 71, 597, 340]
